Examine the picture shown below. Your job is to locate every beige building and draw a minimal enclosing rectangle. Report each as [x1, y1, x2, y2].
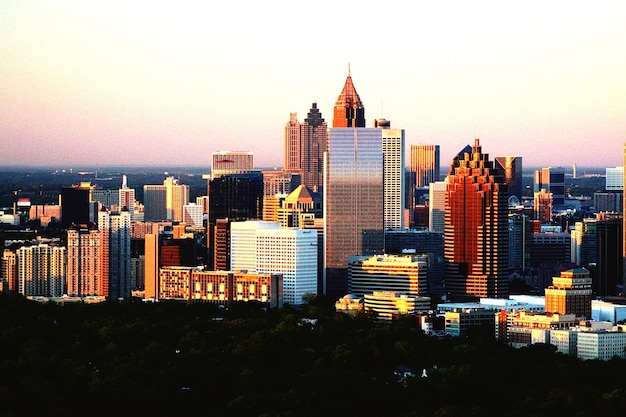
[364, 291, 430, 320]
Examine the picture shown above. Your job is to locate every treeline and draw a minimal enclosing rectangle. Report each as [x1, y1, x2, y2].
[1, 295, 625, 417]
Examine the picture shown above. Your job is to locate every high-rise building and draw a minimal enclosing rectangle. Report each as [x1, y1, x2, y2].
[534, 167, 565, 207]
[495, 156, 523, 202]
[444, 139, 509, 299]
[230, 221, 317, 305]
[325, 72, 383, 298]
[410, 144, 440, 187]
[284, 113, 301, 172]
[508, 214, 532, 274]
[534, 188, 553, 223]
[429, 181, 446, 233]
[183, 203, 204, 227]
[143, 177, 189, 222]
[596, 212, 623, 296]
[211, 151, 254, 178]
[16, 244, 66, 297]
[262, 171, 301, 197]
[208, 172, 264, 224]
[301, 103, 328, 192]
[277, 185, 322, 228]
[98, 209, 131, 299]
[378, 120, 405, 230]
[1, 249, 17, 292]
[545, 268, 592, 319]
[571, 218, 597, 267]
[332, 67, 365, 128]
[284, 103, 328, 193]
[67, 225, 106, 297]
[61, 182, 97, 227]
[119, 174, 136, 220]
[606, 166, 624, 191]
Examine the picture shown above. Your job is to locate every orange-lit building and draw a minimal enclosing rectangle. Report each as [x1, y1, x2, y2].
[545, 268, 592, 319]
[444, 139, 509, 299]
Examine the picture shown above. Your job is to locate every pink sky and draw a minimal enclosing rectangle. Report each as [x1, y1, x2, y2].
[1, 1, 625, 169]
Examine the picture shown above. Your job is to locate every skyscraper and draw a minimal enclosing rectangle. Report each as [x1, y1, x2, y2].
[444, 139, 509, 299]
[98, 209, 131, 299]
[61, 182, 97, 227]
[284, 103, 328, 192]
[143, 177, 189, 222]
[379, 120, 405, 230]
[324, 71, 384, 298]
[332, 67, 365, 128]
[119, 174, 136, 220]
[67, 225, 106, 297]
[211, 151, 254, 178]
[410, 144, 440, 187]
[495, 156, 523, 202]
[534, 167, 565, 207]
[17, 244, 66, 297]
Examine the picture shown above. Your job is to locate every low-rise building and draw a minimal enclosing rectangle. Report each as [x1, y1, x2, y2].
[364, 291, 430, 320]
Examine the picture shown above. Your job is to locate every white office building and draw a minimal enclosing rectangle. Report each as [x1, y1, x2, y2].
[231, 220, 317, 305]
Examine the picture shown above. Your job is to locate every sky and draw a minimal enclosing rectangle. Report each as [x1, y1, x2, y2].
[1, 1, 625, 170]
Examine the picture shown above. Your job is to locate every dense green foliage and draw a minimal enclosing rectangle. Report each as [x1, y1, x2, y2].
[1, 294, 625, 417]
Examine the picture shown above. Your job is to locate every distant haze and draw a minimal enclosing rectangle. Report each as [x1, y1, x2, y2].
[1, 2, 624, 169]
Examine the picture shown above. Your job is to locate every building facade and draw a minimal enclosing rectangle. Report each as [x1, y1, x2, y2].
[444, 139, 509, 299]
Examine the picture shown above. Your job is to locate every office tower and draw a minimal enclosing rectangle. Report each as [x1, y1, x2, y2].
[301, 103, 328, 192]
[143, 177, 189, 222]
[208, 172, 264, 224]
[495, 156, 523, 202]
[183, 203, 204, 227]
[284, 113, 301, 172]
[444, 139, 509, 299]
[534, 188, 553, 223]
[144, 233, 159, 299]
[384, 229, 444, 295]
[143, 185, 167, 221]
[67, 225, 106, 297]
[284, 103, 328, 193]
[348, 254, 428, 297]
[594, 192, 623, 213]
[2, 249, 17, 292]
[545, 268, 592, 319]
[61, 182, 97, 227]
[92, 189, 119, 210]
[211, 151, 254, 178]
[119, 175, 136, 220]
[324, 72, 383, 298]
[213, 218, 231, 271]
[378, 120, 405, 230]
[606, 167, 624, 191]
[410, 144, 440, 187]
[596, 212, 623, 296]
[230, 221, 317, 305]
[98, 209, 131, 299]
[16, 244, 66, 297]
[332, 67, 365, 128]
[508, 214, 532, 273]
[429, 181, 446, 233]
[571, 218, 597, 267]
[531, 231, 572, 267]
[534, 167, 565, 207]
[262, 171, 301, 197]
[277, 185, 322, 228]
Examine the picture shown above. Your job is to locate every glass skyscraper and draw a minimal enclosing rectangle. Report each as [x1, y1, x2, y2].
[324, 127, 384, 298]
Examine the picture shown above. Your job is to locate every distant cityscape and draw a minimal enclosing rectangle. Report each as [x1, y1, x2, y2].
[1, 71, 625, 362]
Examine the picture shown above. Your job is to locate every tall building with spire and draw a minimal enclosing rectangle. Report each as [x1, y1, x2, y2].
[283, 103, 328, 192]
[444, 139, 509, 299]
[324, 70, 384, 298]
[332, 66, 365, 128]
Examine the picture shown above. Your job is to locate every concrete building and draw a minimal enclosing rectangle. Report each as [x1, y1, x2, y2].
[606, 166, 624, 191]
[364, 291, 430, 320]
[348, 254, 428, 297]
[16, 244, 66, 297]
[143, 177, 189, 222]
[545, 268, 592, 319]
[98, 209, 131, 299]
[428, 180, 446, 233]
[577, 330, 626, 361]
[534, 167, 565, 207]
[410, 144, 440, 187]
[211, 151, 254, 178]
[230, 221, 317, 305]
[379, 121, 405, 230]
[67, 225, 106, 297]
[444, 307, 497, 337]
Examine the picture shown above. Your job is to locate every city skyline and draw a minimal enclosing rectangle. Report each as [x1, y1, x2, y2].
[1, 2, 625, 169]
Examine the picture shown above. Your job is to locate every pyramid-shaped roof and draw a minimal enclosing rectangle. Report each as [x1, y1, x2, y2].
[335, 73, 364, 109]
[285, 184, 315, 204]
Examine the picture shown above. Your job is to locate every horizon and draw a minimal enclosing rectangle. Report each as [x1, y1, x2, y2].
[1, 2, 625, 168]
